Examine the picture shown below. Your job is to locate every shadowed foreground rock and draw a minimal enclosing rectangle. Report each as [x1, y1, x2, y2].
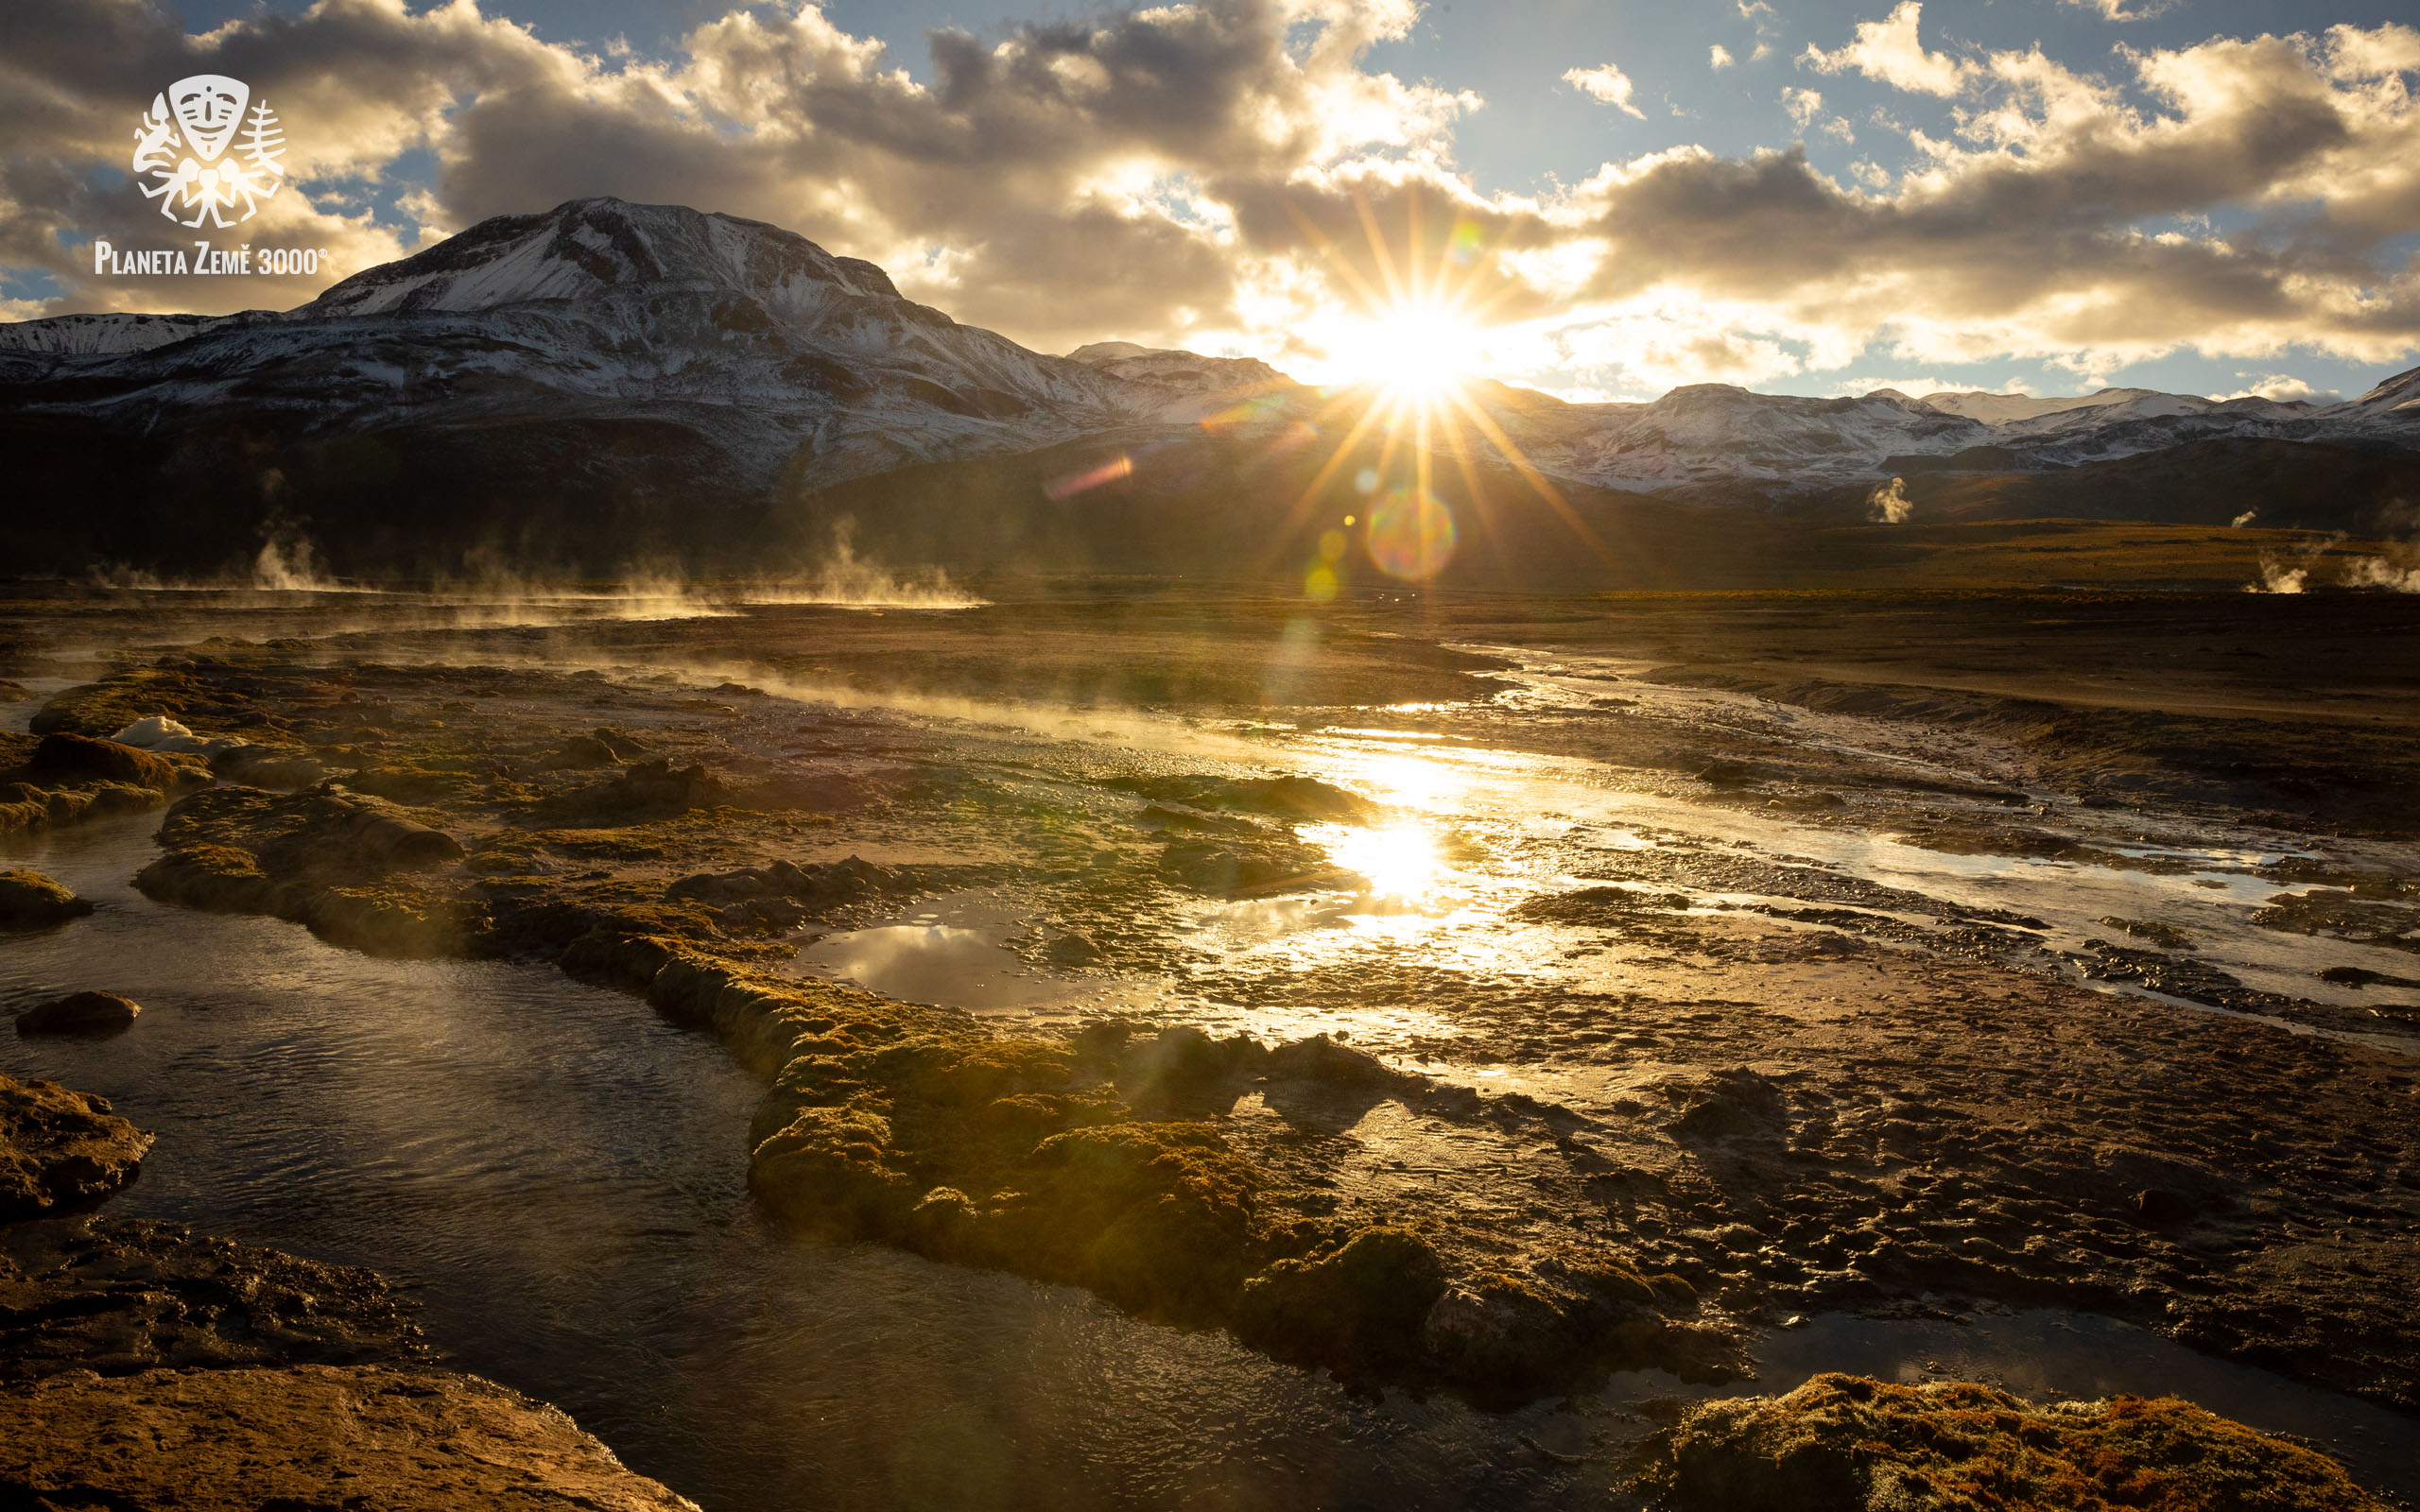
[0, 1074, 151, 1220]
[0, 1216, 427, 1383]
[0, 869, 95, 928]
[0, 1365, 700, 1511]
[15, 990, 141, 1038]
[1627, 1372, 2386, 1511]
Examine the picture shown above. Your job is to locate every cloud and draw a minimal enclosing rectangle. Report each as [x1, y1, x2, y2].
[1, 0, 2417, 400]
[1804, 1, 1972, 96]
[1710, 45, 1736, 71]
[0, 0, 1478, 353]
[2215, 375, 2342, 404]
[2065, 0, 2175, 20]
[1564, 63, 1645, 118]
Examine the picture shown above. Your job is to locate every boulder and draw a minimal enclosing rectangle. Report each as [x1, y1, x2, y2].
[16, 990, 141, 1038]
[0, 868, 95, 928]
[0, 1074, 153, 1220]
[0, 1365, 700, 1511]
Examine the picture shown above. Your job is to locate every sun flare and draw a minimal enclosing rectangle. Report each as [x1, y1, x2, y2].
[1337, 301, 1483, 401]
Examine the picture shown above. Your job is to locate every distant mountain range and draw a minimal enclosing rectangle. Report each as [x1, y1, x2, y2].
[3, 197, 2415, 577]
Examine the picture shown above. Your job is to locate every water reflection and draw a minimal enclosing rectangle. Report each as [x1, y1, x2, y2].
[0, 816, 1611, 1512]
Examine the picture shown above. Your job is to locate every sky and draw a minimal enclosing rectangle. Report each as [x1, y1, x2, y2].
[4, 0, 2418, 405]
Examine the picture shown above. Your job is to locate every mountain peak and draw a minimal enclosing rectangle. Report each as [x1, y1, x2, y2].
[2346, 364, 2420, 415]
[302, 197, 902, 319]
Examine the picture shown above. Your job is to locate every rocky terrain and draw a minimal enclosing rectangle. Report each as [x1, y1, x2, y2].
[0, 1057, 698, 1506]
[2, 579, 2413, 1506]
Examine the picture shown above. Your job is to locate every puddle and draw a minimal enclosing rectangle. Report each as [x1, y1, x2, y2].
[787, 891, 1162, 1016]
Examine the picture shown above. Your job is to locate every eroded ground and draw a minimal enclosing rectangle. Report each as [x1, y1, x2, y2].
[3, 581, 2416, 1496]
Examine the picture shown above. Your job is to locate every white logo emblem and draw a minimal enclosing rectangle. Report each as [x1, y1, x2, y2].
[132, 75, 285, 229]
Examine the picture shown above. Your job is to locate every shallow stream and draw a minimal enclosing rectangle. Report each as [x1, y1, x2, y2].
[8, 814, 2415, 1506]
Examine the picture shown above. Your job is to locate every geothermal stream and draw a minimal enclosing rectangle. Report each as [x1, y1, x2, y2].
[7, 593, 2420, 1504]
[9, 815, 2418, 1506]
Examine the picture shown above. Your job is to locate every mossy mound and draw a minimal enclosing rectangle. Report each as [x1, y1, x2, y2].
[562, 930, 1702, 1395]
[0, 869, 95, 928]
[0, 731, 211, 834]
[138, 786, 475, 956]
[1629, 1372, 2386, 1512]
[26, 667, 228, 738]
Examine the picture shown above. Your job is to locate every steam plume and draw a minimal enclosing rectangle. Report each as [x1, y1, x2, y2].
[1866, 476, 1913, 524]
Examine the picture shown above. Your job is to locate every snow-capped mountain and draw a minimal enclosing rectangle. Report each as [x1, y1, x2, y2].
[0, 198, 1189, 498]
[1458, 373, 2415, 494]
[2, 195, 2416, 576]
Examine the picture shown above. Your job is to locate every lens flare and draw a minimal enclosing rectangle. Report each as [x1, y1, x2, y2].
[1365, 486, 1458, 581]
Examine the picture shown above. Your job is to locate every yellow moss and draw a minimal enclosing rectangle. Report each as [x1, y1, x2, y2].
[1630, 1373, 2387, 1512]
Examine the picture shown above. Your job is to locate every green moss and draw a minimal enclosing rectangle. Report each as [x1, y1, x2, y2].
[1629, 1373, 2387, 1512]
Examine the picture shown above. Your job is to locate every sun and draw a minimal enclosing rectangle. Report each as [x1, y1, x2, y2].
[1335, 301, 1483, 402]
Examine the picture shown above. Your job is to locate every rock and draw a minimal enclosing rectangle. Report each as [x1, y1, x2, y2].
[1237, 1226, 1446, 1371]
[1626, 1371, 2386, 1511]
[0, 1365, 700, 1511]
[536, 733, 621, 769]
[1655, 1066, 1790, 1141]
[212, 747, 326, 787]
[1043, 930, 1106, 966]
[1158, 834, 1357, 897]
[28, 731, 198, 790]
[1420, 1278, 1573, 1385]
[1106, 773, 1376, 821]
[16, 990, 141, 1038]
[0, 868, 95, 928]
[1120, 1025, 1266, 1092]
[590, 726, 651, 758]
[0, 679, 28, 701]
[1266, 1033, 1399, 1086]
[551, 758, 733, 817]
[0, 1074, 153, 1220]
[0, 1217, 428, 1383]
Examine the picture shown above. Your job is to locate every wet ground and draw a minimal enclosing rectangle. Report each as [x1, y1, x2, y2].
[3, 579, 2417, 1504]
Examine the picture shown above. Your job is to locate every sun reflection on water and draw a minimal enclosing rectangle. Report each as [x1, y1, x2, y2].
[1322, 821, 1444, 902]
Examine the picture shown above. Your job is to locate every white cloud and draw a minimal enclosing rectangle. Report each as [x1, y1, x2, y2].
[1564, 63, 1646, 118]
[1804, 2, 1973, 96]
[1710, 44, 1736, 71]
[2215, 376, 2342, 404]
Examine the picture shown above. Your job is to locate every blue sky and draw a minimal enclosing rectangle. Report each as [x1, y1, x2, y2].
[14, 0, 2420, 404]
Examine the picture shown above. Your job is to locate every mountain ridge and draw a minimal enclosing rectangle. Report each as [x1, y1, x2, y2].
[3, 197, 2417, 576]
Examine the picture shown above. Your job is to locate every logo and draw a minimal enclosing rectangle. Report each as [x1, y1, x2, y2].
[132, 75, 285, 229]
